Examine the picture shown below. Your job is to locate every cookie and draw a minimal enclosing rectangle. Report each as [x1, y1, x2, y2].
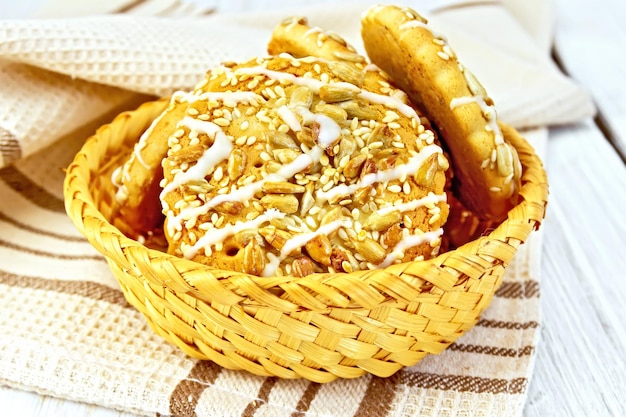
[361, 5, 522, 221]
[158, 53, 450, 276]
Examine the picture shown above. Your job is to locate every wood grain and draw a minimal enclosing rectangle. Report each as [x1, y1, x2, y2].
[552, 0, 626, 160]
[523, 121, 626, 417]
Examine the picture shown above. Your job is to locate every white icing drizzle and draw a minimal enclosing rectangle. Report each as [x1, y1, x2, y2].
[397, 11, 507, 155]
[112, 107, 168, 204]
[357, 90, 418, 120]
[317, 144, 442, 202]
[303, 26, 323, 39]
[174, 90, 265, 107]
[169, 106, 343, 229]
[161, 116, 233, 203]
[169, 144, 325, 236]
[399, 19, 447, 42]
[296, 107, 341, 147]
[261, 219, 352, 277]
[277, 105, 302, 132]
[380, 228, 444, 268]
[236, 66, 418, 120]
[183, 208, 285, 259]
[449, 96, 504, 145]
[377, 192, 447, 216]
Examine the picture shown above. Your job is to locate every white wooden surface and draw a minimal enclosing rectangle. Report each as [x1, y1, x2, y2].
[1, 0, 625, 416]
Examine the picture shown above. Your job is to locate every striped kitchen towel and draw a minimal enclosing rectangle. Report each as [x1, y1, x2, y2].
[0, 0, 586, 416]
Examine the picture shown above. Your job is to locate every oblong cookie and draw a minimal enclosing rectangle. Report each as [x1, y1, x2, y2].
[361, 5, 521, 221]
[110, 97, 189, 239]
[268, 16, 366, 64]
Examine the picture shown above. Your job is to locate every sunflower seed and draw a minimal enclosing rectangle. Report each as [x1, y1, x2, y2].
[267, 130, 300, 150]
[262, 181, 306, 194]
[292, 256, 316, 277]
[304, 234, 332, 266]
[243, 239, 265, 276]
[260, 194, 300, 214]
[343, 154, 367, 179]
[496, 143, 514, 178]
[319, 84, 359, 103]
[363, 210, 402, 232]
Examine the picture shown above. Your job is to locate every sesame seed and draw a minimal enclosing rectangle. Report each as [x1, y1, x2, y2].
[339, 199, 353, 206]
[305, 216, 317, 229]
[246, 136, 257, 146]
[214, 118, 230, 127]
[387, 184, 402, 193]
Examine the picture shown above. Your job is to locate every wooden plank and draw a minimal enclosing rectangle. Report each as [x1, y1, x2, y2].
[523, 121, 626, 417]
[0, 386, 138, 417]
[551, 0, 626, 159]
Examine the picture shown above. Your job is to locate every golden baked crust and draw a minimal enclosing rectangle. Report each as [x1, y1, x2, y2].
[361, 5, 521, 221]
[111, 99, 189, 239]
[157, 54, 450, 276]
[268, 16, 366, 64]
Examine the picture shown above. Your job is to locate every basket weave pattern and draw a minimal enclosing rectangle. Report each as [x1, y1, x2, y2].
[64, 99, 548, 383]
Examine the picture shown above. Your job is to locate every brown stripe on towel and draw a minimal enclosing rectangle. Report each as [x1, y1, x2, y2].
[0, 166, 65, 212]
[476, 318, 540, 330]
[240, 377, 279, 417]
[0, 127, 21, 166]
[0, 210, 86, 242]
[290, 381, 322, 417]
[0, 269, 129, 307]
[113, 0, 148, 13]
[166, 360, 223, 417]
[0, 237, 105, 261]
[448, 343, 535, 357]
[354, 373, 402, 417]
[399, 371, 528, 394]
[495, 280, 540, 298]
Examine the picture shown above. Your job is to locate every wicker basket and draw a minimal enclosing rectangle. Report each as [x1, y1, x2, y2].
[64, 98, 548, 383]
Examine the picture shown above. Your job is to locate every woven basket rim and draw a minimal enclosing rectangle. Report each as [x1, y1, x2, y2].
[63, 98, 549, 312]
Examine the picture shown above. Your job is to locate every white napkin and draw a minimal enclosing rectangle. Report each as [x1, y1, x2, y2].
[0, 0, 594, 168]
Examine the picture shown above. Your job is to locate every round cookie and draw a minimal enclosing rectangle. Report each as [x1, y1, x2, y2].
[159, 54, 450, 277]
[361, 4, 522, 221]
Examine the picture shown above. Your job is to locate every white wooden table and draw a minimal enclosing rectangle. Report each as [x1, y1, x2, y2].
[1, 1, 625, 416]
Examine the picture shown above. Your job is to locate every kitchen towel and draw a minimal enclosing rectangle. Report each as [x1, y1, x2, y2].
[0, 1, 592, 416]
